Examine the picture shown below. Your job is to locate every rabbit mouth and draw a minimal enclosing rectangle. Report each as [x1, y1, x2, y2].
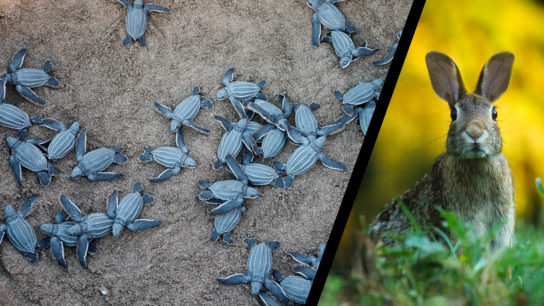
[462, 144, 490, 159]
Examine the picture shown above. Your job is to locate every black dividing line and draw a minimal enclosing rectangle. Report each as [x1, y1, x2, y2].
[306, 1, 426, 304]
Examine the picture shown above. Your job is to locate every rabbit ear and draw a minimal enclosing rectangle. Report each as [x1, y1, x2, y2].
[474, 52, 514, 102]
[425, 51, 466, 106]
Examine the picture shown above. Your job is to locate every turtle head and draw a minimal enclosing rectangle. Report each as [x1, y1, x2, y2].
[70, 165, 83, 178]
[5, 136, 18, 148]
[184, 156, 197, 168]
[5, 204, 16, 218]
[170, 120, 182, 133]
[306, 0, 319, 9]
[39, 224, 56, 236]
[339, 57, 352, 69]
[246, 187, 259, 199]
[216, 88, 228, 100]
[112, 222, 124, 238]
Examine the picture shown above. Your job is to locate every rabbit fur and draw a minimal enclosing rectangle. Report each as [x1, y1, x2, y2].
[369, 51, 515, 251]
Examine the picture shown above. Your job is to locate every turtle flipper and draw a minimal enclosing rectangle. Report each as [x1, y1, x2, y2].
[150, 167, 180, 182]
[19, 194, 38, 217]
[144, 4, 170, 13]
[214, 115, 232, 131]
[113, 151, 128, 163]
[225, 155, 247, 183]
[59, 194, 83, 221]
[353, 46, 378, 57]
[9, 49, 27, 72]
[107, 190, 118, 219]
[40, 118, 65, 131]
[209, 198, 243, 216]
[258, 292, 282, 306]
[264, 279, 290, 303]
[9, 155, 23, 187]
[311, 13, 321, 46]
[222, 68, 235, 86]
[318, 152, 347, 170]
[139, 147, 155, 162]
[217, 273, 251, 285]
[117, 0, 130, 7]
[43, 60, 53, 73]
[22, 251, 38, 263]
[15, 85, 46, 105]
[346, 22, 357, 34]
[228, 97, 248, 120]
[87, 172, 123, 182]
[50, 237, 67, 268]
[175, 130, 188, 152]
[88, 240, 98, 255]
[201, 99, 213, 109]
[359, 102, 376, 135]
[123, 35, 133, 46]
[126, 219, 162, 231]
[75, 129, 87, 160]
[137, 36, 146, 47]
[77, 235, 90, 269]
[45, 77, 59, 87]
[293, 266, 317, 280]
[0, 74, 7, 101]
[184, 120, 211, 134]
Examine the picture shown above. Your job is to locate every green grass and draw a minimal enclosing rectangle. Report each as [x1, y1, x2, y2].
[320, 209, 544, 306]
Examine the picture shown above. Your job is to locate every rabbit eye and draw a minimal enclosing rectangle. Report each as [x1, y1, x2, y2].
[450, 109, 457, 121]
[492, 107, 498, 120]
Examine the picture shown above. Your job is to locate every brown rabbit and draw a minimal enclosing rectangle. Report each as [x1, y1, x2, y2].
[369, 51, 515, 251]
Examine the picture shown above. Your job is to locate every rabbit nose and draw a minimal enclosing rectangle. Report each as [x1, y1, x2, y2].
[465, 121, 486, 141]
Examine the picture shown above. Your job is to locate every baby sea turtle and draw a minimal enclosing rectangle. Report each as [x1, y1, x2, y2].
[38, 119, 80, 162]
[273, 135, 347, 188]
[216, 68, 266, 119]
[249, 95, 292, 159]
[286, 102, 343, 141]
[197, 155, 259, 216]
[38, 209, 98, 268]
[217, 238, 288, 301]
[117, 0, 171, 46]
[70, 129, 128, 182]
[59, 194, 116, 269]
[6, 136, 59, 187]
[1, 49, 59, 105]
[306, 0, 356, 46]
[321, 31, 377, 68]
[334, 79, 383, 115]
[154, 86, 213, 148]
[211, 206, 246, 245]
[213, 115, 261, 170]
[109, 182, 161, 237]
[0, 101, 41, 135]
[139, 130, 197, 182]
[0, 195, 39, 263]
[373, 30, 402, 66]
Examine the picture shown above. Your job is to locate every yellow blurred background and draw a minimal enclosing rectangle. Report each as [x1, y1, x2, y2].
[333, 0, 544, 269]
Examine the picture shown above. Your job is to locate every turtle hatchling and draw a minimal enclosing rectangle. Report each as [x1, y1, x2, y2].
[306, 0, 356, 45]
[0, 195, 40, 263]
[213, 115, 261, 170]
[211, 206, 246, 244]
[197, 155, 259, 216]
[109, 182, 162, 237]
[154, 86, 213, 148]
[6, 136, 59, 187]
[287, 102, 343, 140]
[117, 0, 171, 46]
[273, 135, 347, 188]
[217, 238, 288, 301]
[216, 68, 266, 119]
[321, 30, 377, 68]
[38, 119, 80, 162]
[235, 149, 280, 186]
[70, 129, 128, 182]
[334, 79, 383, 115]
[0, 100, 41, 135]
[59, 194, 116, 269]
[1, 49, 59, 105]
[139, 130, 197, 182]
[38, 209, 99, 268]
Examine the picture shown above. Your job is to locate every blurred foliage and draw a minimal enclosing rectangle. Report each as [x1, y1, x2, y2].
[333, 0, 544, 270]
[320, 206, 544, 305]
